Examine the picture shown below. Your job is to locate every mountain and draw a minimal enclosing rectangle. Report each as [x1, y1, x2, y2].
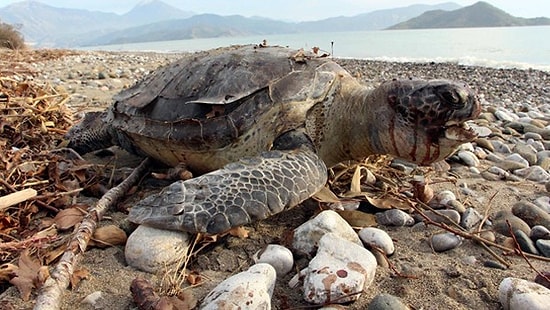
[388, 1, 550, 29]
[85, 3, 462, 46]
[298, 2, 461, 32]
[88, 14, 296, 45]
[0, 0, 193, 46]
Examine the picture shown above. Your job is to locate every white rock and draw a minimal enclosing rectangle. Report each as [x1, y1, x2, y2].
[488, 166, 510, 178]
[253, 244, 294, 276]
[430, 232, 463, 252]
[460, 207, 483, 230]
[499, 277, 550, 310]
[358, 227, 395, 255]
[458, 150, 480, 167]
[202, 263, 276, 310]
[293, 210, 362, 255]
[458, 142, 475, 152]
[81, 291, 104, 307]
[495, 109, 517, 122]
[470, 125, 492, 137]
[303, 233, 377, 304]
[514, 166, 550, 183]
[533, 196, 550, 213]
[430, 190, 457, 207]
[505, 153, 530, 167]
[125, 225, 190, 273]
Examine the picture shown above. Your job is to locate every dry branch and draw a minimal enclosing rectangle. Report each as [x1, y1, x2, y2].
[33, 157, 150, 310]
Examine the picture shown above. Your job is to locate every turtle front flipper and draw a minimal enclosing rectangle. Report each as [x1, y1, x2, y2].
[127, 148, 328, 235]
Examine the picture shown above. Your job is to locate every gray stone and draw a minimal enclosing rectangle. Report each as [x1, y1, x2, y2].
[492, 210, 531, 237]
[513, 143, 538, 165]
[498, 160, 529, 171]
[461, 207, 483, 230]
[499, 277, 550, 310]
[375, 209, 415, 226]
[512, 201, 550, 229]
[530, 225, 550, 241]
[536, 239, 550, 257]
[533, 196, 550, 213]
[491, 140, 512, 154]
[430, 233, 463, 252]
[475, 137, 494, 152]
[458, 150, 480, 167]
[513, 166, 550, 182]
[525, 132, 544, 141]
[513, 230, 540, 255]
[367, 293, 409, 310]
[125, 225, 190, 274]
[419, 210, 461, 225]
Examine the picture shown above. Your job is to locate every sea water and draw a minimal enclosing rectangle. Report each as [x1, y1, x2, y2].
[83, 26, 550, 71]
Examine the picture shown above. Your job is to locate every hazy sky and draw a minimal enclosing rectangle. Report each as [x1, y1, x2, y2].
[0, 0, 549, 21]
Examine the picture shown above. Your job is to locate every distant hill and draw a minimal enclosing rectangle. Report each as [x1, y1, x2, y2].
[388, 1, 550, 29]
[0, 0, 193, 46]
[297, 2, 461, 32]
[85, 2, 461, 46]
[88, 14, 296, 45]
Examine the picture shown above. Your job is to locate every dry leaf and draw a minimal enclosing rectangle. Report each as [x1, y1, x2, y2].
[367, 196, 414, 211]
[89, 225, 127, 248]
[312, 186, 341, 203]
[336, 210, 377, 228]
[70, 268, 89, 289]
[228, 226, 249, 239]
[9, 250, 43, 301]
[186, 271, 203, 286]
[350, 165, 363, 194]
[53, 207, 86, 230]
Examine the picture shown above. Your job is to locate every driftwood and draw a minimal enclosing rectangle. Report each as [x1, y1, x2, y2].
[0, 188, 37, 211]
[33, 158, 150, 310]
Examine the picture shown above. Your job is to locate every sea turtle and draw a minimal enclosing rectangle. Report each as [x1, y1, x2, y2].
[68, 45, 481, 234]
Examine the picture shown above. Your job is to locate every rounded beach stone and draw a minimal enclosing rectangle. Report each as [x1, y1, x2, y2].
[458, 150, 480, 167]
[430, 232, 463, 252]
[512, 201, 550, 229]
[367, 293, 409, 310]
[303, 233, 377, 305]
[293, 210, 362, 255]
[530, 225, 550, 240]
[460, 207, 483, 230]
[253, 244, 294, 276]
[376, 209, 415, 226]
[419, 210, 461, 225]
[499, 277, 550, 310]
[202, 263, 276, 309]
[358, 227, 395, 255]
[125, 225, 190, 273]
[513, 230, 539, 255]
[492, 211, 531, 237]
[513, 166, 550, 182]
[533, 196, 550, 213]
[429, 190, 456, 207]
[536, 239, 550, 257]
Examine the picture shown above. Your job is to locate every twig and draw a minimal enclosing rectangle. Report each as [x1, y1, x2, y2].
[33, 158, 150, 310]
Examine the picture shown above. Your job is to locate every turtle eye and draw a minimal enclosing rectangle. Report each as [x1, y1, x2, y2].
[441, 90, 464, 109]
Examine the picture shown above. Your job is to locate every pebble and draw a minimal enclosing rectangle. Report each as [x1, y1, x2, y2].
[514, 143, 538, 165]
[460, 207, 483, 230]
[512, 201, 550, 229]
[302, 233, 377, 304]
[513, 230, 540, 255]
[533, 196, 550, 213]
[505, 153, 530, 167]
[81, 291, 104, 308]
[491, 140, 512, 154]
[125, 225, 190, 273]
[536, 239, 550, 257]
[253, 244, 294, 276]
[499, 277, 550, 310]
[418, 210, 461, 225]
[430, 232, 463, 252]
[292, 210, 362, 256]
[458, 150, 480, 167]
[492, 211, 532, 236]
[530, 225, 550, 240]
[429, 190, 457, 207]
[367, 293, 409, 310]
[375, 209, 415, 226]
[358, 227, 395, 255]
[201, 263, 276, 309]
[513, 166, 550, 182]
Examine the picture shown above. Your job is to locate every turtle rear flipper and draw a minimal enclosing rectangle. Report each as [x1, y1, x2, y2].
[127, 148, 328, 234]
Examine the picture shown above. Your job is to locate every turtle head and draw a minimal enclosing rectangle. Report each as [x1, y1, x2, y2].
[370, 79, 481, 165]
[66, 111, 117, 154]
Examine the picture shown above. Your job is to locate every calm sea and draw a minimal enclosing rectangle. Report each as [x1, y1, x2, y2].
[84, 26, 550, 72]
